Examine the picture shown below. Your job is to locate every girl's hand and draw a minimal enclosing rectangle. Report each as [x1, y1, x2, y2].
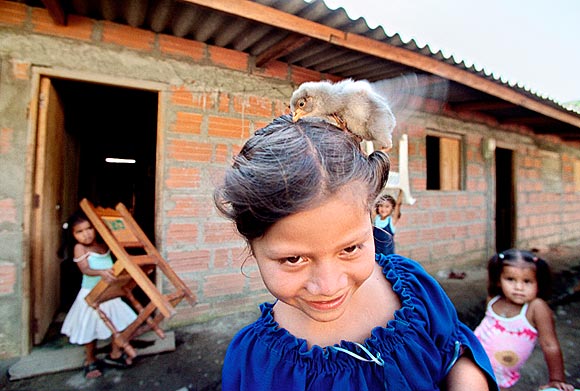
[539, 380, 576, 391]
[100, 269, 117, 283]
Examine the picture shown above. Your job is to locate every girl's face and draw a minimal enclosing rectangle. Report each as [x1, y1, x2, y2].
[72, 220, 96, 246]
[251, 186, 375, 324]
[377, 202, 393, 219]
[499, 263, 538, 305]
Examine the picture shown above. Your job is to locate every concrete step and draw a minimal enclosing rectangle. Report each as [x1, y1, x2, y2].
[8, 331, 175, 380]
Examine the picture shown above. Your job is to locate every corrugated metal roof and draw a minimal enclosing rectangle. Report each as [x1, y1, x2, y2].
[10, 0, 580, 140]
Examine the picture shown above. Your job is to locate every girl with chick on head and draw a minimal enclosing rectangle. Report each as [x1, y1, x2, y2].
[215, 114, 498, 390]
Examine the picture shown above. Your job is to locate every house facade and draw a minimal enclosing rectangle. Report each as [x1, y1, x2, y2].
[1, 0, 579, 358]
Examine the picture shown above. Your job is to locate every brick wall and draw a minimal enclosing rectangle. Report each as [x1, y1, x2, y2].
[1, 0, 580, 357]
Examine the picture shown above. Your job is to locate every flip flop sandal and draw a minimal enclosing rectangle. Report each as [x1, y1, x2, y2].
[103, 353, 132, 369]
[83, 361, 103, 379]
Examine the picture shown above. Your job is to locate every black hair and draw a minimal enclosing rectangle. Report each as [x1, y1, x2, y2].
[487, 248, 552, 300]
[57, 210, 90, 260]
[375, 194, 396, 213]
[214, 114, 390, 242]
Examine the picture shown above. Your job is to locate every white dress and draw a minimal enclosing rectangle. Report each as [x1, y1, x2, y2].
[61, 251, 137, 345]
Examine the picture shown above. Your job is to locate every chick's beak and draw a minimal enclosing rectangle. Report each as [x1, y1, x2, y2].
[292, 108, 305, 122]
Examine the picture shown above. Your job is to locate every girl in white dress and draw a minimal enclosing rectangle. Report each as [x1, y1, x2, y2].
[61, 210, 137, 378]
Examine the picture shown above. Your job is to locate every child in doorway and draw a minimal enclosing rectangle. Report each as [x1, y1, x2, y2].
[373, 191, 402, 255]
[474, 249, 575, 391]
[60, 210, 137, 379]
[214, 115, 498, 390]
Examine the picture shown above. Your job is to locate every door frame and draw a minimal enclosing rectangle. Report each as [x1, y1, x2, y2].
[494, 146, 516, 253]
[22, 67, 167, 354]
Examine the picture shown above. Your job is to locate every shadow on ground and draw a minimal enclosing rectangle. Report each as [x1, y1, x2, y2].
[2, 244, 579, 391]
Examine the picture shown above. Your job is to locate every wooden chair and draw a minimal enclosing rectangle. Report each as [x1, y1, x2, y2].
[80, 198, 195, 358]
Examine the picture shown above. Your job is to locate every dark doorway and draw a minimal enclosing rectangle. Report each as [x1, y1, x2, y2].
[33, 79, 158, 344]
[495, 147, 515, 253]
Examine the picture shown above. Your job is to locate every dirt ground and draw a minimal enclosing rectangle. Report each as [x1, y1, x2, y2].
[2, 244, 579, 391]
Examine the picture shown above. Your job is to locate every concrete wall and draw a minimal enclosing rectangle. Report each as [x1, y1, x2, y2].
[1, 1, 579, 358]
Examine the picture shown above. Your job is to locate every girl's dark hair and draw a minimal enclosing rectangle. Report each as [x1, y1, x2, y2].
[487, 248, 552, 300]
[375, 194, 396, 214]
[214, 115, 391, 241]
[57, 210, 90, 260]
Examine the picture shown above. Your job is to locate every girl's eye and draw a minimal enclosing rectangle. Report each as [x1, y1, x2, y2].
[342, 244, 361, 255]
[282, 256, 304, 264]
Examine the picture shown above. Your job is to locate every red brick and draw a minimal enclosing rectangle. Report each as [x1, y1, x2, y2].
[214, 144, 229, 163]
[208, 46, 248, 72]
[102, 21, 155, 52]
[0, 199, 16, 224]
[167, 194, 214, 218]
[0, 262, 16, 295]
[203, 273, 246, 297]
[218, 93, 230, 113]
[274, 99, 290, 116]
[233, 95, 273, 117]
[168, 139, 212, 162]
[166, 222, 199, 245]
[171, 112, 203, 134]
[167, 250, 210, 273]
[203, 221, 240, 243]
[32, 10, 93, 41]
[165, 167, 201, 189]
[323, 73, 342, 82]
[0, 128, 13, 154]
[207, 116, 250, 139]
[170, 87, 215, 110]
[213, 248, 230, 269]
[253, 60, 288, 80]
[159, 34, 205, 61]
[0, 2, 26, 26]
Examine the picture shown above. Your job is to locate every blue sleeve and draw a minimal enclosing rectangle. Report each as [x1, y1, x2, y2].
[384, 255, 498, 390]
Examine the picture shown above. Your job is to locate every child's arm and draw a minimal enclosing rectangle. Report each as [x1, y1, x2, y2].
[445, 356, 490, 391]
[391, 190, 403, 226]
[531, 299, 575, 391]
[74, 245, 116, 283]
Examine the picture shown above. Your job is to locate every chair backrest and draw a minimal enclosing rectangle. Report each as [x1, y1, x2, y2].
[80, 198, 195, 318]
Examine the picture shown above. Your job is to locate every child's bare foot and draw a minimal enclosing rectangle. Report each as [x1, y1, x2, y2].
[83, 361, 102, 379]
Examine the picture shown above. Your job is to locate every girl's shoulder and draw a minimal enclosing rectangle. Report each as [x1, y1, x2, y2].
[526, 297, 553, 325]
[73, 243, 89, 258]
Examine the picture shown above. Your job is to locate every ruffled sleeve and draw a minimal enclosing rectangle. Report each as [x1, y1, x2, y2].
[377, 254, 498, 390]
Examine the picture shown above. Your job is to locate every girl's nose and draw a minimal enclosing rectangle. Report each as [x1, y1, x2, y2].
[306, 259, 347, 296]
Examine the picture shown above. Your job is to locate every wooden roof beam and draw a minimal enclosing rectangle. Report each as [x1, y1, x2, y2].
[503, 117, 553, 125]
[183, 0, 580, 129]
[41, 0, 66, 25]
[255, 34, 311, 67]
[450, 101, 516, 112]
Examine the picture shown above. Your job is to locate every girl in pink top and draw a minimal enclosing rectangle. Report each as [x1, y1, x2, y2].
[474, 249, 574, 391]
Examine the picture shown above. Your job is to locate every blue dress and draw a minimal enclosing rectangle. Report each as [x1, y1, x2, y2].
[222, 254, 498, 390]
[374, 216, 395, 255]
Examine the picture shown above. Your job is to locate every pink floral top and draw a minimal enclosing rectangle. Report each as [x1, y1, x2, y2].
[474, 296, 538, 388]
